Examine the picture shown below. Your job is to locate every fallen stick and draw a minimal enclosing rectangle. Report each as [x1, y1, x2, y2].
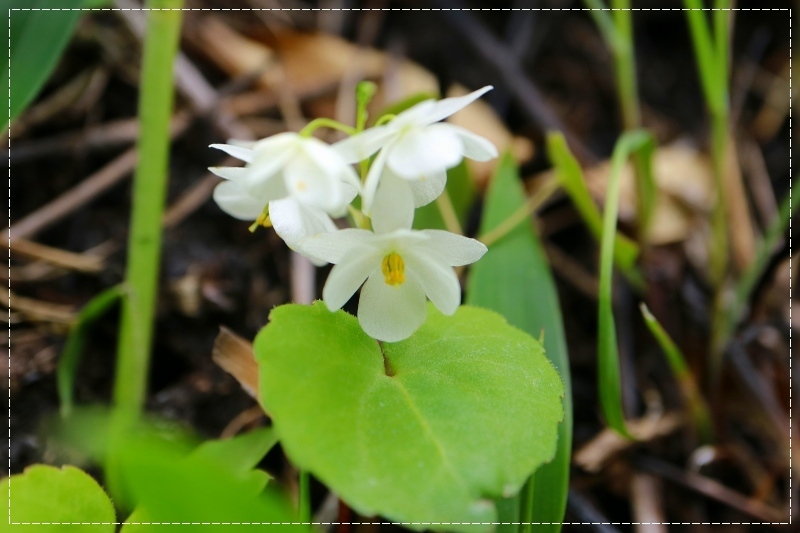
[4, 112, 191, 242]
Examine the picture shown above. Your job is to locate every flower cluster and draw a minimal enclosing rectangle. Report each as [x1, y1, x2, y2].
[211, 86, 497, 342]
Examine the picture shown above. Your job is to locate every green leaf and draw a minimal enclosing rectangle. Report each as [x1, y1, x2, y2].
[2, 0, 83, 127]
[467, 152, 573, 533]
[114, 429, 295, 530]
[546, 132, 643, 288]
[189, 426, 278, 477]
[186, 427, 277, 495]
[58, 285, 126, 418]
[413, 160, 476, 231]
[640, 304, 713, 442]
[597, 131, 653, 439]
[255, 302, 564, 531]
[0, 465, 115, 531]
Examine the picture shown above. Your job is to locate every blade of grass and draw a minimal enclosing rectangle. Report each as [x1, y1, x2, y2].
[57, 285, 126, 418]
[113, 0, 184, 419]
[467, 152, 572, 532]
[597, 130, 654, 438]
[546, 132, 643, 289]
[640, 303, 713, 443]
[583, 0, 656, 240]
[720, 185, 796, 345]
[583, 0, 619, 52]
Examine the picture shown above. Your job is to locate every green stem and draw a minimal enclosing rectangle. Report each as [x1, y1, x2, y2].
[113, 0, 184, 419]
[355, 80, 377, 132]
[479, 177, 560, 248]
[300, 117, 357, 137]
[436, 190, 463, 235]
[374, 113, 397, 127]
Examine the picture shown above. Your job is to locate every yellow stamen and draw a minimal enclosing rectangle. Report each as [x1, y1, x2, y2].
[381, 252, 405, 286]
[248, 212, 272, 233]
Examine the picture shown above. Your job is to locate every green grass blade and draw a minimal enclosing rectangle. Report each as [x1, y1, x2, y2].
[2, 0, 82, 127]
[467, 152, 573, 532]
[640, 303, 713, 442]
[724, 184, 795, 341]
[683, 0, 723, 113]
[631, 135, 657, 239]
[58, 285, 126, 418]
[546, 132, 643, 288]
[583, 0, 619, 50]
[597, 131, 654, 439]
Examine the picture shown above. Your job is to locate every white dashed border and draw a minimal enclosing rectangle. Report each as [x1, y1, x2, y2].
[5, 6, 793, 527]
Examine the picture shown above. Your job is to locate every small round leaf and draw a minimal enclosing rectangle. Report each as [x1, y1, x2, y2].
[1, 465, 115, 532]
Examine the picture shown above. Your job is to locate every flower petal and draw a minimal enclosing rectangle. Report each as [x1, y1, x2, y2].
[333, 125, 395, 163]
[212, 180, 266, 220]
[323, 248, 382, 310]
[393, 99, 437, 127]
[360, 144, 391, 214]
[418, 85, 493, 125]
[251, 131, 299, 153]
[417, 230, 488, 266]
[210, 143, 255, 163]
[300, 228, 376, 264]
[387, 126, 463, 179]
[283, 154, 343, 212]
[448, 124, 498, 162]
[405, 169, 447, 207]
[358, 272, 427, 342]
[244, 133, 299, 186]
[337, 164, 363, 194]
[403, 250, 462, 316]
[225, 139, 257, 149]
[209, 166, 247, 181]
[299, 137, 350, 173]
[371, 172, 415, 234]
[270, 198, 337, 265]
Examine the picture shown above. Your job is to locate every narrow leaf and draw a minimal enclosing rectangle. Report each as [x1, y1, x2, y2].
[58, 285, 126, 418]
[466, 152, 572, 532]
[546, 132, 642, 287]
[597, 130, 653, 438]
[2, 0, 83, 127]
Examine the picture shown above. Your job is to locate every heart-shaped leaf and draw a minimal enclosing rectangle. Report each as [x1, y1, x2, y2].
[0, 464, 115, 532]
[255, 302, 563, 531]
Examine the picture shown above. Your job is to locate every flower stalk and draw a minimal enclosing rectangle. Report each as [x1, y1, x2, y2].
[113, 0, 184, 419]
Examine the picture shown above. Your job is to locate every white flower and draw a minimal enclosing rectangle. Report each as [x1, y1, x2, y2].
[300, 176, 487, 342]
[210, 165, 354, 265]
[333, 85, 498, 213]
[210, 133, 360, 260]
[211, 132, 360, 216]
